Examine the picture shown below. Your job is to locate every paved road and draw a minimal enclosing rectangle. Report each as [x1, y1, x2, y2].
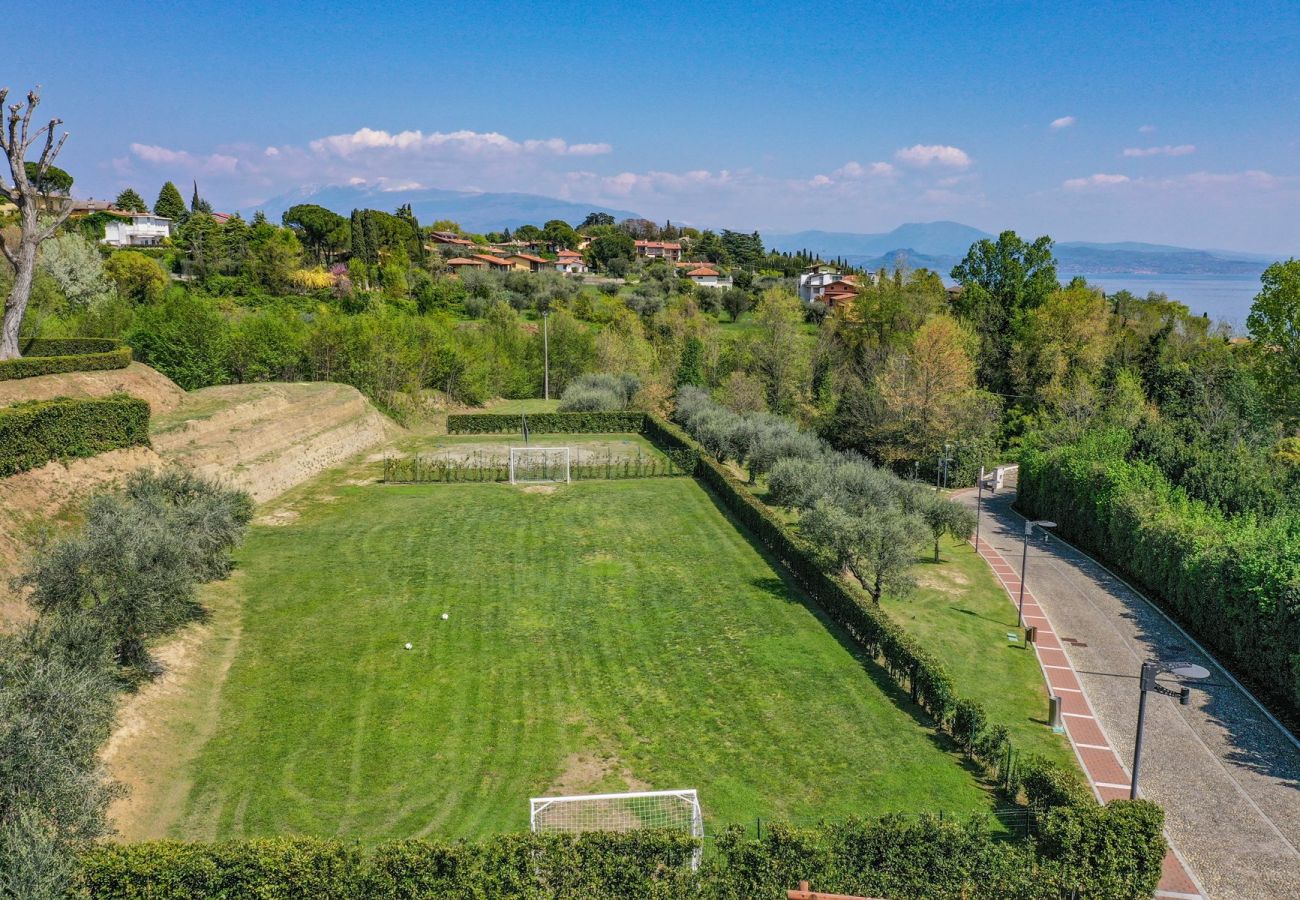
[964, 487, 1300, 900]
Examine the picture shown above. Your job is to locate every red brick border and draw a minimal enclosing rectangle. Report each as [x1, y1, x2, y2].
[971, 536, 1205, 899]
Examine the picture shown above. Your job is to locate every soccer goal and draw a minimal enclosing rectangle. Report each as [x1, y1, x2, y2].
[530, 789, 704, 867]
[509, 446, 571, 484]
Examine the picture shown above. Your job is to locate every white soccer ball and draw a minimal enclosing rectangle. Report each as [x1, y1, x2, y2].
[441, 613, 450, 620]
[404, 642, 412, 650]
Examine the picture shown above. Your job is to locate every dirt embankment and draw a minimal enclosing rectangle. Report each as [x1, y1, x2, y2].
[1, 368, 398, 626]
[153, 382, 398, 503]
[0, 361, 185, 413]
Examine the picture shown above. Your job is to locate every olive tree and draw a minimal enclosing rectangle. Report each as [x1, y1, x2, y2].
[1, 88, 73, 358]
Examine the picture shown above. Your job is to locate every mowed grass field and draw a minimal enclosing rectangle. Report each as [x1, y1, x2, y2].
[168, 476, 998, 842]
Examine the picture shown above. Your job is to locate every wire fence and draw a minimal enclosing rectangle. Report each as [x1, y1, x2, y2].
[383, 451, 691, 484]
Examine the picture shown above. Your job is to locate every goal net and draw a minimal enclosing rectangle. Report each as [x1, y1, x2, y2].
[530, 789, 704, 867]
[509, 447, 571, 484]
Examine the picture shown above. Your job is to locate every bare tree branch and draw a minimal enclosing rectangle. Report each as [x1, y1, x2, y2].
[0, 238, 16, 269]
[5, 103, 21, 156]
[35, 126, 66, 184]
[20, 89, 38, 150]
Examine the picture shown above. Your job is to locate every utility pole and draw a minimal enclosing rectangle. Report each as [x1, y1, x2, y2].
[975, 465, 985, 548]
[542, 310, 550, 401]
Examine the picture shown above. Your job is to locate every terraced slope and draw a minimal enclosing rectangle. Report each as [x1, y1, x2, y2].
[0, 368, 396, 627]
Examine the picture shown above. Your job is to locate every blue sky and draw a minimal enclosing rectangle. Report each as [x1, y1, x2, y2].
[11, 1, 1300, 252]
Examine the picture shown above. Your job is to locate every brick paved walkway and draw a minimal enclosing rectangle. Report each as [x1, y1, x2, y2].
[972, 532, 1206, 899]
[965, 483, 1300, 900]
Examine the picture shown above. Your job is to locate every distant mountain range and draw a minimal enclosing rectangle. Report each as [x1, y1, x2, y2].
[242, 187, 1270, 277]
[766, 222, 1273, 276]
[241, 184, 640, 234]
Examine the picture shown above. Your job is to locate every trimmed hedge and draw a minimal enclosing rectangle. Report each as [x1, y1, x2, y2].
[444, 411, 701, 474]
[75, 809, 1165, 899]
[0, 394, 151, 476]
[0, 337, 132, 382]
[447, 411, 646, 434]
[21, 337, 124, 356]
[1020, 431, 1300, 723]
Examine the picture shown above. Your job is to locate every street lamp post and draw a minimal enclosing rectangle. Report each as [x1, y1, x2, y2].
[1130, 661, 1210, 799]
[1017, 519, 1056, 627]
[975, 465, 985, 549]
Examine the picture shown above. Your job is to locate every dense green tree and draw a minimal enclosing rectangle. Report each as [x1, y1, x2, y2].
[113, 187, 148, 212]
[721, 287, 752, 322]
[721, 230, 765, 268]
[103, 251, 167, 304]
[153, 181, 186, 221]
[748, 288, 810, 413]
[0, 620, 119, 900]
[22, 161, 73, 196]
[283, 204, 349, 264]
[579, 211, 615, 230]
[543, 218, 580, 250]
[587, 231, 636, 271]
[950, 231, 1059, 394]
[1246, 259, 1300, 426]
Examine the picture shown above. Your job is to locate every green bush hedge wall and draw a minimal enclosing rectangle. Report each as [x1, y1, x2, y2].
[0, 338, 132, 382]
[0, 395, 151, 476]
[75, 808, 1165, 900]
[1019, 431, 1300, 723]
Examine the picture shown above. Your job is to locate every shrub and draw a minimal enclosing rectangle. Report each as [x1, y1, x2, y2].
[0, 346, 132, 382]
[1020, 432, 1300, 722]
[0, 395, 149, 476]
[75, 811, 1166, 899]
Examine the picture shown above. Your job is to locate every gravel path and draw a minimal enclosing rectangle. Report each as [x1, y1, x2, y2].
[965, 486, 1300, 900]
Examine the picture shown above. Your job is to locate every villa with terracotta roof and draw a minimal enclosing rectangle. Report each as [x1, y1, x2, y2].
[471, 253, 514, 271]
[554, 249, 589, 274]
[506, 253, 550, 273]
[820, 278, 860, 308]
[428, 231, 475, 247]
[445, 257, 488, 271]
[684, 265, 731, 288]
[635, 240, 682, 261]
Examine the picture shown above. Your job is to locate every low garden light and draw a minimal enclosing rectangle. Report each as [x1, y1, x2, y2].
[1017, 520, 1055, 627]
[1130, 660, 1210, 799]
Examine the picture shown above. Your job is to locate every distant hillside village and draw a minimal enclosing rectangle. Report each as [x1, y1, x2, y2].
[37, 180, 897, 312]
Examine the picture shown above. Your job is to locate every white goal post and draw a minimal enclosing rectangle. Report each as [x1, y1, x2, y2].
[529, 789, 704, 867]
[509, 446, 571, 484]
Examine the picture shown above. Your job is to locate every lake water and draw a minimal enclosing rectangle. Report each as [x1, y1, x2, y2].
[1058, 272, 1264, 330]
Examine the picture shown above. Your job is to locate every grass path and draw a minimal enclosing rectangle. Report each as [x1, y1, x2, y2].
[889, 539, 1074, 767]
[170, 479, 996, 842]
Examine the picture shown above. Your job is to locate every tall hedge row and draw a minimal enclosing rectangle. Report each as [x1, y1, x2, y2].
[1019, 432, 1300, 722]
[75, 808, 1165, 899]
[447, 411, 646, 434]
[0, 337, 132, 381]
[444, 411, 701, 473]
[0, 395, 151, 476]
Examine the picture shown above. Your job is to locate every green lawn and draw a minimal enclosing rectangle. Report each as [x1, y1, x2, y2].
[170, 478, 998, 843]
[887, 538, 1074, 767]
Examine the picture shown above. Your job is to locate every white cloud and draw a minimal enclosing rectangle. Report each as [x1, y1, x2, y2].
[1050, 116, 1076, 129]
[1122, 144, 1196, 157]
[129, 143, 238, 174]
[808, 174, 833, 187]
[308, 127, 611, 158]
[1062, 173, 1132, 191]
[1139, 124, 1157, 133]
[894, 144, 972, 169]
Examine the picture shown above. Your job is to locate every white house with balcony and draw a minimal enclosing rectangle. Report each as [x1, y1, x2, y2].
[798, 263, 856, 302]
[101, 212, 174, 248]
